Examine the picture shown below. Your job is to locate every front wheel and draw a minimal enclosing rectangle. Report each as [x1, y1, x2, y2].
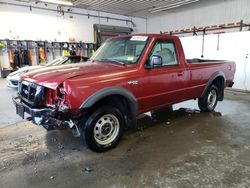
[83, 105, 125, 152]
[198, 85, 218, 112]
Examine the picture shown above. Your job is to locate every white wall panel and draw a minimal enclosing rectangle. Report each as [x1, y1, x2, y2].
[0, 4, 146, 42]
[147, 0, 250, 91]
[180, 31, 250, 91]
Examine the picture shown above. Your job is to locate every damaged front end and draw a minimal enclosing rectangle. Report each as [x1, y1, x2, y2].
[13, 81, 82, 137]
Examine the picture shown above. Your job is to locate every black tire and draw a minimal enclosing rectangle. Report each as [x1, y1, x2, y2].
[83, 105, 125, 152]
[198, 85, 218, 112]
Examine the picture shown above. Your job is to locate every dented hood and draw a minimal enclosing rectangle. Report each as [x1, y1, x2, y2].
[21, 61, 125, 89]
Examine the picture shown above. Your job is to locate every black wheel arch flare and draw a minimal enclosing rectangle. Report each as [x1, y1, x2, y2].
[79, 86, 138, 127]
[201, 71, 226, 101]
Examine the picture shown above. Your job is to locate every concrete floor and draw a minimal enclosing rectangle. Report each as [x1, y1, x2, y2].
[0, 78, 250, 188]
[0, 78, 22, 128]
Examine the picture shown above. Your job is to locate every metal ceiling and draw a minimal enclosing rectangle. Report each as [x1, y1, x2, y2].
[11, 0, 201, 18]
[70, 0, 200, 18]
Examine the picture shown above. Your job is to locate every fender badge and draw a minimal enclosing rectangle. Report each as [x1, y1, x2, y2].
[128, 80, 138, 85]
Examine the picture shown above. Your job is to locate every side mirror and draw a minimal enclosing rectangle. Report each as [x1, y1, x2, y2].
[146, 55, 162, 69]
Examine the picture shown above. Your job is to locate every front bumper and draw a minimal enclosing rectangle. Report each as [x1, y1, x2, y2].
[13, 94, 55, 119]
[12, 95, 81, 136]
[12, 94, 56, 130]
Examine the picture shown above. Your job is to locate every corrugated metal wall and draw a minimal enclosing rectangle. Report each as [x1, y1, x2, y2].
[147, 0, 250, 34]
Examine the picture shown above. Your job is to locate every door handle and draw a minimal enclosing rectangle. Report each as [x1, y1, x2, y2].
[177, 72, 184, 76]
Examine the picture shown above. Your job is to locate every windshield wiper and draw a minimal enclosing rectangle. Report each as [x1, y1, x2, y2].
[97, 59, 126, 65]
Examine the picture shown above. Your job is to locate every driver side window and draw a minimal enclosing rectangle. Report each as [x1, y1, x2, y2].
[150, 40, 178, 66]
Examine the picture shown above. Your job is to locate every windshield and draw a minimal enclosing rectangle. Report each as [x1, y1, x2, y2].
[92, 36, 149, 64]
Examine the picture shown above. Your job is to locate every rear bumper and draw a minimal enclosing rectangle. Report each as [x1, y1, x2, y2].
[228, 81, 234, 87]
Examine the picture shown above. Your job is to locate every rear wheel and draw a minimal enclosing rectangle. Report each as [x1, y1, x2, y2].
[198, 85, 218, 112]
[83, 105, 125, 152]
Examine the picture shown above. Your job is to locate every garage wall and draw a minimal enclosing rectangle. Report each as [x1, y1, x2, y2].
[180, 31, 250, 91]
[146, 0, 250, 91]
[147, 0, 250, 34]
[0, 3, 146, 42]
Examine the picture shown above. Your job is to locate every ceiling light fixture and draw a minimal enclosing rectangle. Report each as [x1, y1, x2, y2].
[150, 0, 199, 13]
[40, 0, 73, 6]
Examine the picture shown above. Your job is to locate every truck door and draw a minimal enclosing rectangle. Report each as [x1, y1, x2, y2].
[139, 39, 189, 112]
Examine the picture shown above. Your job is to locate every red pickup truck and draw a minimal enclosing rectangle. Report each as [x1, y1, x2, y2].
[13, 34, 235, 152]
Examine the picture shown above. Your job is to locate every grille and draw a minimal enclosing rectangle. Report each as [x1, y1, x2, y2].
[21, 82, 29, 99]
[19, 81, 44, 107]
